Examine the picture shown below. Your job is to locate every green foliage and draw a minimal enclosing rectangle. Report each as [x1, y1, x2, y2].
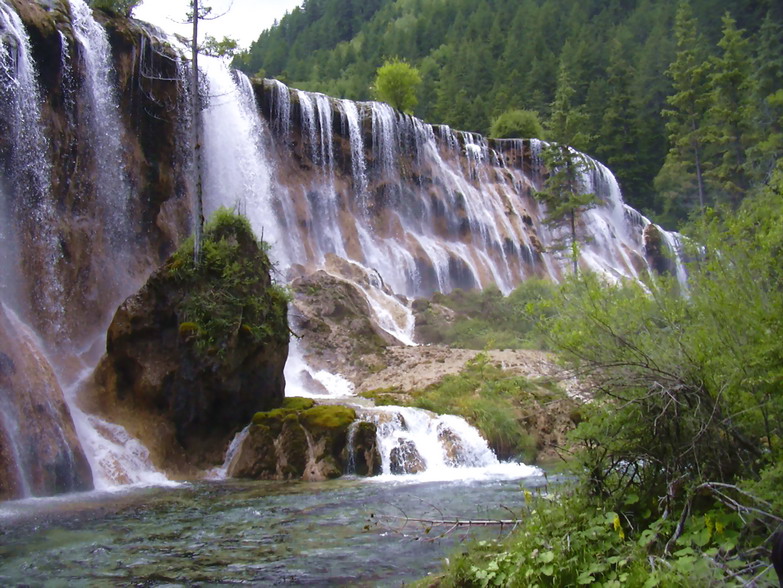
[167, 207, 289, 356]
[411, 352, 568, 461]
[415, 280, 557, 350]
[533, 160, 783, 513]
[439, 489, 764, 587]
[489, 109, 543, 139]
[372, 58, 421, 113]
[201, 35, 240, 58]
[89, 0, 141, 16]
[535, 144, 599, 273]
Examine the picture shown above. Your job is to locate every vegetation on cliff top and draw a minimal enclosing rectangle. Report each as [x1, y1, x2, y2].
[167, 207, 290, 356]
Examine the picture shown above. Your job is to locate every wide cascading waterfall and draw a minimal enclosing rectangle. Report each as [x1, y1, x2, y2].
[253, 80, 686, 302]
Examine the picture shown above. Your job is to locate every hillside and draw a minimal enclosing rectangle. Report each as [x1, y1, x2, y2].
[235, 0, 782, 227]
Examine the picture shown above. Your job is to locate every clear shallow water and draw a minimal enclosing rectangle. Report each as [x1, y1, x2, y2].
[0, 474, 551, 586]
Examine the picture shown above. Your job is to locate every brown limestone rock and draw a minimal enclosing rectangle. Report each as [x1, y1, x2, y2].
[90, 213, 289, 475]
[228, 401, 380, 481]
[0, 305, 92, 500]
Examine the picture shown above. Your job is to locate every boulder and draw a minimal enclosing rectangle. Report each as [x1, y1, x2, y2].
[90, 211, 289, 474]
[0, 305, 92, 499]
[228, 399, 380, 481]
[389, 439, 425, 474]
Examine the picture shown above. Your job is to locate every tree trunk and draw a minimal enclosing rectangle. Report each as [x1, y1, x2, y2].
[191, 0, 204, 264]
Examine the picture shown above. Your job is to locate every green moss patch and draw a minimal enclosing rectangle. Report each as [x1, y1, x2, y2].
[300, 405, 356, 431]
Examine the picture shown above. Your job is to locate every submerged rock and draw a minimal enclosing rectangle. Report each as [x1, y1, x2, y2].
[389, 439, 425, 474]
[0, 305, 92, 500]
[89, 211, 289, 475]
[228, 399, 380, 481]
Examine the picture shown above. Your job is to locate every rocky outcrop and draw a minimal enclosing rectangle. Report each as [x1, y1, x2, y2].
[88, 212, 289, 475]
[0, 304, 92, 499]
[227, 398, 381, 481]
[289, 255, 402, 385]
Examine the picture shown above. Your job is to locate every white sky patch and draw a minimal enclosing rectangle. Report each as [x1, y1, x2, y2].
[134, 0, 302, 49]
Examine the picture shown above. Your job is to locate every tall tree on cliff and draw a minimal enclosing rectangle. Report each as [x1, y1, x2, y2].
[656, 1, 711, 217]
[186, 2, 237, 264]
[537, 62, 597, 275]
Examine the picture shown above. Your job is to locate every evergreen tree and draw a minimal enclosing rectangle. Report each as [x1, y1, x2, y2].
[597, 41, 645, 205]
[747, 12, 783, 183]
[538, 63, 598, 275]
[657, 1, 712, 214]
[703, 13, 755, 205]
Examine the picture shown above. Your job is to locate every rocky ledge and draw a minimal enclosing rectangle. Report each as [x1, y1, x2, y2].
[227, 398, 382, 481]
[86, 210, 289, 476]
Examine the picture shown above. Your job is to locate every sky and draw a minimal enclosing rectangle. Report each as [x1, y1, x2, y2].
[134, 0, 302, 49]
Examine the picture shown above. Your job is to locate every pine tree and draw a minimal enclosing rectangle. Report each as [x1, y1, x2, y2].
[538, 63, 598, 275]
[704, 12, 755, 205]
[747, 12, 783, 183]
[657, 1, 711, 213]
[597, 40, 645, 206]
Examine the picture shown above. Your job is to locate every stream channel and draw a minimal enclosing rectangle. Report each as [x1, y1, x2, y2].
[0, 472, 552, 585]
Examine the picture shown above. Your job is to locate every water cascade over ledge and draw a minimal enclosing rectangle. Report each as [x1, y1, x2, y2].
[0, 1, 685, 498]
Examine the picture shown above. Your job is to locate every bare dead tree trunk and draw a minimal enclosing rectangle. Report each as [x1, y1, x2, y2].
[191, 0, 204, 264]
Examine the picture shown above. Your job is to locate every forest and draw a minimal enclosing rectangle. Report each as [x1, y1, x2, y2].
[235, 0, 782, 228]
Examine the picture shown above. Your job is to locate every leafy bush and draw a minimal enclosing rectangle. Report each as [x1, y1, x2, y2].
[167, 207, 290, 356]
[372, 58, 422, 113]
[438, 488, 762, 587]
[489, 109, 544, 139]
[89, 0, 141, 17]
[415, 280, 556, 350]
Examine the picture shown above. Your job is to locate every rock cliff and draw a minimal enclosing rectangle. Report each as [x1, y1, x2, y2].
[88, 211, 289, 475]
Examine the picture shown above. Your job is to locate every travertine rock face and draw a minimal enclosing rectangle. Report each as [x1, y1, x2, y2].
[90, 220, 289, 475]
[0, 305, 92, 499]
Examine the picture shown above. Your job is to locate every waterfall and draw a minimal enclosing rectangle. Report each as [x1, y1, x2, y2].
[340, 99, 367, 203]
[355, 406, 541, 481]
[0, 1, 65, 335]
[69, 0, 133, 250]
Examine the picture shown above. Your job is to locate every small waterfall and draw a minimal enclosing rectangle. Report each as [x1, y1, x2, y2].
[0, 2, 65, 335]
[70, 0, 133, 248]
[0, 400, 32, 497]
[207, 425, 250, 480]
[356, 405, 541, 481]
[268, 78, 291, 139]
[371, 101, 398, 180]
[340, 99, 368, 202]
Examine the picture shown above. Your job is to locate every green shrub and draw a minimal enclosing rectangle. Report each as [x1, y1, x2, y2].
[489, 109, 544, 139]
[411, 352, 565, 461]
[438, 488, 752, 587]
[418, 280, 556, 350]
[166, 208, 290, 357]
[89, 0, 141, 17]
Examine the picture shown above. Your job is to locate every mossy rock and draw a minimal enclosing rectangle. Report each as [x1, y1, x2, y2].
[301, 405, 356, 431]
[282, 397, 316, 411]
